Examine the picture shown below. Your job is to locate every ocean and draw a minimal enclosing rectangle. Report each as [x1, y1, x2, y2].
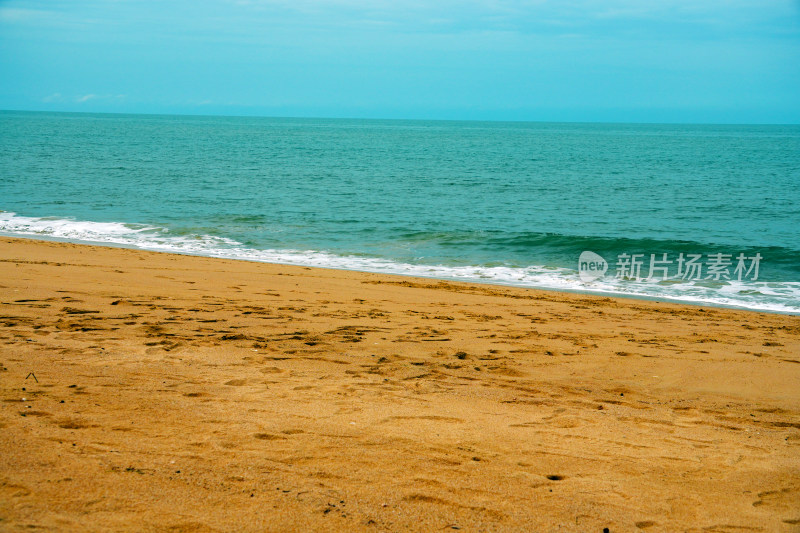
[1, 110, 799, 313]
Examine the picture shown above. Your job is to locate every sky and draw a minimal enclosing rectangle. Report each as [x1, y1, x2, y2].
[0, 0, 798, 123]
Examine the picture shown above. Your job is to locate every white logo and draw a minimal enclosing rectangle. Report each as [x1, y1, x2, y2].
[578, 251, 608, 282]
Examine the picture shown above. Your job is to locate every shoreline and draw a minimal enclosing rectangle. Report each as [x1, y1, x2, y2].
[1, 232, 794, 316]
[1, 236, 799, 531]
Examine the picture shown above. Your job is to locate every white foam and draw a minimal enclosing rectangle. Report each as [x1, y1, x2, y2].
[2, 212, 798, 314]
[0, 212, 239, 250]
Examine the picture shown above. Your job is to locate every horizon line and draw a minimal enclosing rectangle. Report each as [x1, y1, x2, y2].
[2, 107, 799, 128]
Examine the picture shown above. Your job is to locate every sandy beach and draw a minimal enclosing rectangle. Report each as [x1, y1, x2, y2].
[0, 236, 798, 532]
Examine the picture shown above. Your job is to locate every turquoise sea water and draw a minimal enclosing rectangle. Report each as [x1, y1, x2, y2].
[1, 111, 799, 313]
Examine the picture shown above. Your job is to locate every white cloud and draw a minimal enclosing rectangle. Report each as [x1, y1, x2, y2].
[0, 7, 50, 22]
[72, 94, 127, 103]
[223, 0, 798, 31]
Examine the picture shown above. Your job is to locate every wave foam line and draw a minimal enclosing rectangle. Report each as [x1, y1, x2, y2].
[1, 212, 798, 314]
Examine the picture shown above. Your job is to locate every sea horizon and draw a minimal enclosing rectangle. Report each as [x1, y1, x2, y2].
[3, 108, 799, 127]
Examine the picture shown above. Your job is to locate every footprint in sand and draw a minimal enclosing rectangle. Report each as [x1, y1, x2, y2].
[0, 481, 32, 499]
[253, 433, 285, 441]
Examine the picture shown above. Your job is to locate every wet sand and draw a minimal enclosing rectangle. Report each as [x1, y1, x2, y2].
[1, 236, 799, 532]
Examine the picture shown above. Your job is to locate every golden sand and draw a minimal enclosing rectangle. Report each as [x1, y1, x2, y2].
[1, 236, 798, 531]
